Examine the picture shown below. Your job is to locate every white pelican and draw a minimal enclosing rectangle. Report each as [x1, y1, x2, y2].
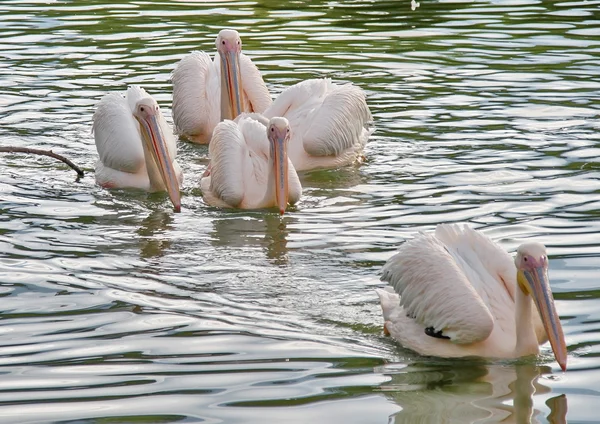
[261, 78, 372, 171]
[171, 29, 272, 144]
[376, 224, 567, 371]
[93, 86, 182, 211]
[200, 115, 301, 215]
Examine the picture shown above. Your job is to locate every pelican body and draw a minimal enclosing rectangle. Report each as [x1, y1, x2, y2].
[377, 224, 567, 371]
[93, 86, 182, 211]
[261, 78, 373, 171]
[201, 116, 301, 215]
[171, 29, 272, 144]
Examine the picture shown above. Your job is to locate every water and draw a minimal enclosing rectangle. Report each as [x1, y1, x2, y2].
[1, 0, 599, 422]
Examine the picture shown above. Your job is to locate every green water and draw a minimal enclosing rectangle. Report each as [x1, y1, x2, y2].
[1, 0, 599, 422]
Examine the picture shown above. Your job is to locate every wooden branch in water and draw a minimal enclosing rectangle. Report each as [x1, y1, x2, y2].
[0, 146, 85, 179]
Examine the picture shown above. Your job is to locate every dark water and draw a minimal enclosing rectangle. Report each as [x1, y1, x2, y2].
[1, 0, 599, 422]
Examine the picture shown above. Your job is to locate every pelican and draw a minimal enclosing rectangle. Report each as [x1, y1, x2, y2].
[261, 78, 373, 171]
[376, 224, 567, 371]
[171, 29, 272, 144]
[93, 86, 182, 211]
[200, 115, 301, 215]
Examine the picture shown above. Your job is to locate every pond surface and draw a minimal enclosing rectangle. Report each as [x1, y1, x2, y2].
[1, 0, 599, 422]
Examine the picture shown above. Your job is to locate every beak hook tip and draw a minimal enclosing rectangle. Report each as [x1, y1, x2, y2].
[559, 359, 567, 372]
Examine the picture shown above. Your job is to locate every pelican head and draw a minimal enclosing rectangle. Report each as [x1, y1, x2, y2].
[267, 117, 291, 215]
[515, 242, 567, 371]
[133, 98, 181, 212]
[216, 29, 243, 122]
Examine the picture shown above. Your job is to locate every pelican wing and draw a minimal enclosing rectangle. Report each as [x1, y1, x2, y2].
[206, 117, 269, 207]
[435, 224, 548, 344]
[207, 120, 247, 206]
[234, 112, 269, 127]
[92, 91, 144, 173]
[434, 224, 517, 303]
[300, 81, 371, 156]
[171, 51, 218, 140]
[265, 78, 372, 156]
[381, 231, 495, 344]
[239, 53, 272, 114]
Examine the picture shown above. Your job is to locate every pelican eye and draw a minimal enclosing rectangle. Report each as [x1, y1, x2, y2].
[523, 256, 528, 262]
[222, 40, 226, 45]
[140, 106, 145, 112]
[270, 127, 274, 132]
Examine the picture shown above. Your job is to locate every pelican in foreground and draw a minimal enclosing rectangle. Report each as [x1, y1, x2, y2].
[376, 224, 567, 371]
[93, 86, 182, 211]
[260, 78, 372, 171]
[171, 29, 272, 144]
[201, 116, 301, 214]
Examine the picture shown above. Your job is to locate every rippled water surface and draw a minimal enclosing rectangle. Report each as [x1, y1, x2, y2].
[1, 0, 599, 422]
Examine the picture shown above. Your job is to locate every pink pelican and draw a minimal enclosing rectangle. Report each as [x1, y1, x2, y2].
[93, 86, 182, 211]
[200, 116, 301, 215]
[376, 224, 567, 371]
[171, 29, 272, 144]
[261, 78, 373, 171]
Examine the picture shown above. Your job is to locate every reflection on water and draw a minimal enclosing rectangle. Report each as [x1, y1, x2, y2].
[137, 210, 173, 259]
[382, 363, 568, 424]
[546, 394, 568, 424]
[210, 213, 292, 265]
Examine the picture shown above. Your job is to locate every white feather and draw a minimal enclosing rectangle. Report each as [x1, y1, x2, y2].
[239, 54, 272, 113]
[92, 86, 182, 191]
[93, 91, 144, 175]
[206, 120, 253, 207]
[201, 116, 301, 210]
[263, 78, 373, 171]
[171, 51, 271, 144]
[171, 51, 218, 143]
[382, 230, 495, 344]
[378, 224, 547, 359]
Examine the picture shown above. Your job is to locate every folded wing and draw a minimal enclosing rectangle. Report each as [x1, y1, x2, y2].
[381, 231, 495, 344]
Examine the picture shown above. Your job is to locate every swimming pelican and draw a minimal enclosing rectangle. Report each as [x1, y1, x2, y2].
[171, 29, 272, 144]
[200, 116, 301, 215]
[93, 86, 182, 211]
[376, 224, 567, 371]
[261, 78, 372, 171]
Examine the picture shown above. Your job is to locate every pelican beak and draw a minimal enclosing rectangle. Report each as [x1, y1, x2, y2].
[270, 131, 289, 215]
[136, 114, 181, 212]
[520, 266, 567, 371]
[219, 49, 243, 121]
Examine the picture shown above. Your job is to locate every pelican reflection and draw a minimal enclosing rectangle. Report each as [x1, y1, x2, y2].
[137, 210, 173, 258]
[209, 213, 292, 264]
[379, 363, 567, 424]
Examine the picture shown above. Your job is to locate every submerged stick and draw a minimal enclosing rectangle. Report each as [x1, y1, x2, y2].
[0, 146, 85, 179]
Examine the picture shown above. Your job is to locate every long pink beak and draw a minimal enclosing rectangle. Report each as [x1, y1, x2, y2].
[136, 114, 181, 212]
[270, 131, 289, 215]
[219, 49, 243, 121]
[524, 266, 568, 371]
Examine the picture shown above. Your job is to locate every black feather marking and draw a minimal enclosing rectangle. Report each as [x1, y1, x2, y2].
[425, 327, 450, 339]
